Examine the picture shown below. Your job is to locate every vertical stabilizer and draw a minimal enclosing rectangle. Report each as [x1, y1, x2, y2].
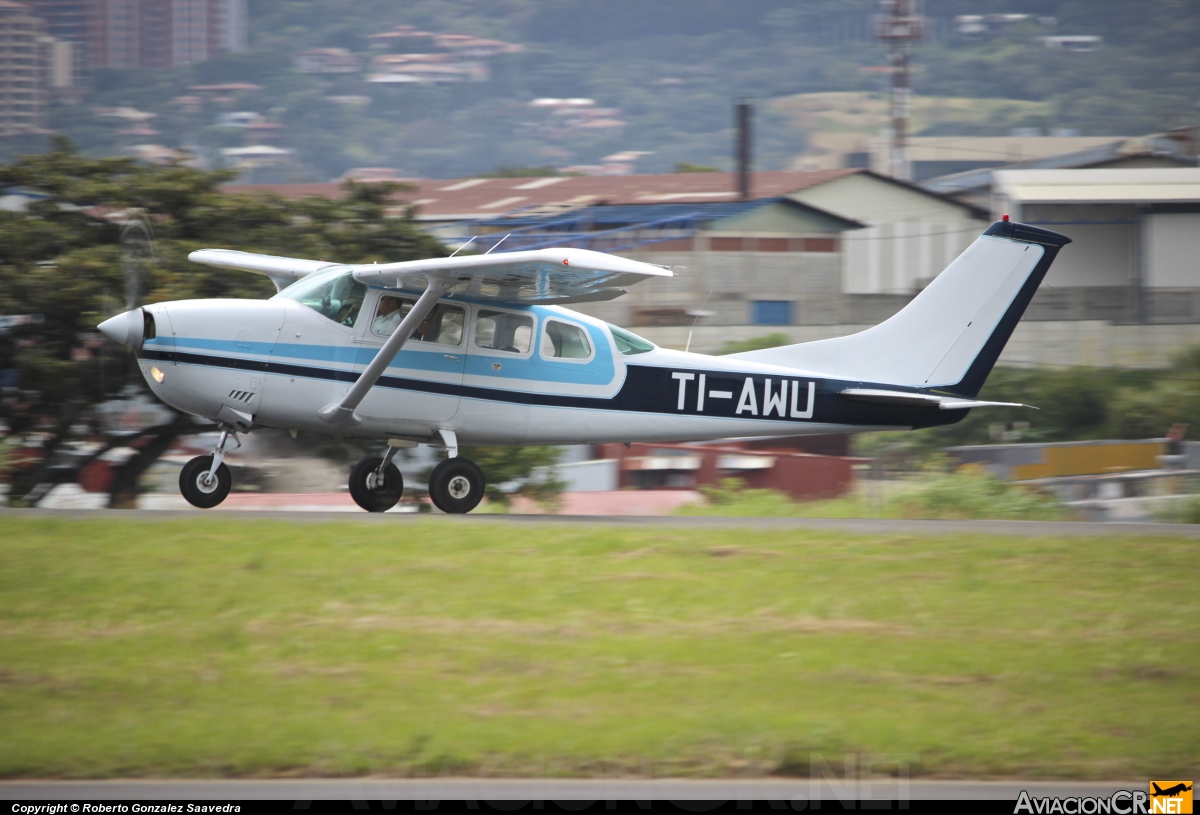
[726, 221, 1071, 397]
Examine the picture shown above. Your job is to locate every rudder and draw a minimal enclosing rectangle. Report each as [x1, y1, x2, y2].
[727, 220, 1071, 398]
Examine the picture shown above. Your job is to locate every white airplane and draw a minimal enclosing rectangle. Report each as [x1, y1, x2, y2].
[97, 218, 1069, 513]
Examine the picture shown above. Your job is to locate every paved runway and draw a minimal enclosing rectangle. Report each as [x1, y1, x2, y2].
[3, 507, 1199, 537]
[0, 778, 1147, 801]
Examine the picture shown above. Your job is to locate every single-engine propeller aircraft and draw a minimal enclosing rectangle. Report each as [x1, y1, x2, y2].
[97, 218, 1070, 513]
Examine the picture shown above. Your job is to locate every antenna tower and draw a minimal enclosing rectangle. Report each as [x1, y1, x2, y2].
[873, 0, 926, 180]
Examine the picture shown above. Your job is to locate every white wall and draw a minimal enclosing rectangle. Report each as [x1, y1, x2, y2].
[790, 173, 988, 295]
[841, 222, 979, 294]
[1145, 213, 1200, 288]
[1038, 223, 1133, 287]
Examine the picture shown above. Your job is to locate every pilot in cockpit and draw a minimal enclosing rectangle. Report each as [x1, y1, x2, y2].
[372, 296, 403, 335]
[372, 295, 447, 343]
[373, 296, 426, 340]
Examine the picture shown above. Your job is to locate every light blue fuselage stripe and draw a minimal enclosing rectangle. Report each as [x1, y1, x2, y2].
[152, 319, 616, 387]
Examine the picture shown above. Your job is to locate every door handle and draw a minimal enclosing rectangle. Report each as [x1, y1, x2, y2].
[443, 354, 461, 361]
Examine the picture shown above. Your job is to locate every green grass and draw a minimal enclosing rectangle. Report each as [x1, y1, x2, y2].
[677, 472, 1068, 521]
[0, 516, 1196, 779]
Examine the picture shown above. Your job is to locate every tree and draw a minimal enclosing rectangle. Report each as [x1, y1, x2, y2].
[0, 139, 446, 507]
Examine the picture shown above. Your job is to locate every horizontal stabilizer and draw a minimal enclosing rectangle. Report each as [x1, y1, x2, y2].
[839, 388, 1033, 411]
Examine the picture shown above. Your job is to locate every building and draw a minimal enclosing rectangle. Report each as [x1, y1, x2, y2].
[225, 167, 1200, 367]
[362, 26, 520, 84]
[226, 169, 993, 348]
[869, 134, 1128, 183]
[923, 129, 1199, 210]
[40, 33, 79, 89]
[82, 0, 246, 69]
[1038, 35, 1101, 51]
[366, 53, 487, 84]
[592, 440, 860, 500]
[26, 0, 83, 43]
[948, 437, 1194, 522]
[292, 47, 361, 74]
[0, 1, 47, 135]
[25, 0, 83, 91]
[992, 168, 1200, 334]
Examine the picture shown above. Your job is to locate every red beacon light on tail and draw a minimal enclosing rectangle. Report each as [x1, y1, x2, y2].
[1002, 214, 1010, 221]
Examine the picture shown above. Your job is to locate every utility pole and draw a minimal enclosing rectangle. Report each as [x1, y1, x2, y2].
[873, 0, 925, 181]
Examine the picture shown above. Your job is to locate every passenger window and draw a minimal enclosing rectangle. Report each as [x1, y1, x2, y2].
[475, 309, 533, 354]
[372, 296, 464, 346]
[541, 320, 592, 360]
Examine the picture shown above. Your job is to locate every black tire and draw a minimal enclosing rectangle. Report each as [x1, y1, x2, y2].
[349, 457, 404, 513]
[179, 455, 232, 509]
[428, 457, 485, 514]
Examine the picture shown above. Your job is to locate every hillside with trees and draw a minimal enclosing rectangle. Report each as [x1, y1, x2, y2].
[12, 0, 1200, 180]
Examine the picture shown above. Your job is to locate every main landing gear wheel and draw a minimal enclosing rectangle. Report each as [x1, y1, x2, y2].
[179, 455, 232, 508]
[428, 457, 485, 514]
[349, 457, 404, 513]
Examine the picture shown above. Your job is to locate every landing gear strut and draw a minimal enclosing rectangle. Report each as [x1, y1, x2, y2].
[349, 446, 404, 513]
[179, 429, 239, 508]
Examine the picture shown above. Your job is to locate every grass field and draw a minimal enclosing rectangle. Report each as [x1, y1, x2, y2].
[675, 472, 1068, 521]
[0, 516, 1196, 780]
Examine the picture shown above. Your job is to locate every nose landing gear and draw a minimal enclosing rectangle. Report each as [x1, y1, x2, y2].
[179, 429, 239, 508]
[348, 447, 404, 513]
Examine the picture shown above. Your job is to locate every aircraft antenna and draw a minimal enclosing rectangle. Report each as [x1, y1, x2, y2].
[448, 236, 477, 257]
[684, 290, 714, 354]
[484, 234, 511, 254]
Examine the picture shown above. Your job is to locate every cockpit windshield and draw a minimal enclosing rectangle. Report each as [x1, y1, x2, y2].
[273, 268, 367, 327]
[608, 324, 655, 355]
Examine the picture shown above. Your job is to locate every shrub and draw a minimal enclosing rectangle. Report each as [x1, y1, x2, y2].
[891, 469, 1066, 521]
[678, 470, 1067, 521]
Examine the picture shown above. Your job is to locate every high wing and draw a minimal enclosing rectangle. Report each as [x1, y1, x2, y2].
[187, 249, 344, 292]
[188, 247, 673, 304]
[351, 247, 671, 305]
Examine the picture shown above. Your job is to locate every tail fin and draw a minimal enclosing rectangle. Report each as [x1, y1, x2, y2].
[727, 221, 1071, 397]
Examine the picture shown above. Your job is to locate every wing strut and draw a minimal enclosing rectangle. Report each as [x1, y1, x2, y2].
[318, 275, 453, 427]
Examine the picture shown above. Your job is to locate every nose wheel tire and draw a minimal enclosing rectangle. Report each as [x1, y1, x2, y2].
[428, 457, 484, 514]
[349, 457, 404, 513]
[179, 455, 232, 509]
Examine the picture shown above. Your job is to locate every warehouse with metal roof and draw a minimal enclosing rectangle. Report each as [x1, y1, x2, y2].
[994, 168, 1200, 325]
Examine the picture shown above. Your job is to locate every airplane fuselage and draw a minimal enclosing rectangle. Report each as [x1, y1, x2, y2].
[133, 292, 962, 448]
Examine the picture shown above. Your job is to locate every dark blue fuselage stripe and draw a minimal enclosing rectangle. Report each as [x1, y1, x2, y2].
[139, 348, 964, 430]
[141, 348, 627, 410]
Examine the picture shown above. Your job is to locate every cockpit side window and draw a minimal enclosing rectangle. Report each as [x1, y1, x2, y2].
[274, 268, 366, 328]
[608, 323, 655, 355]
